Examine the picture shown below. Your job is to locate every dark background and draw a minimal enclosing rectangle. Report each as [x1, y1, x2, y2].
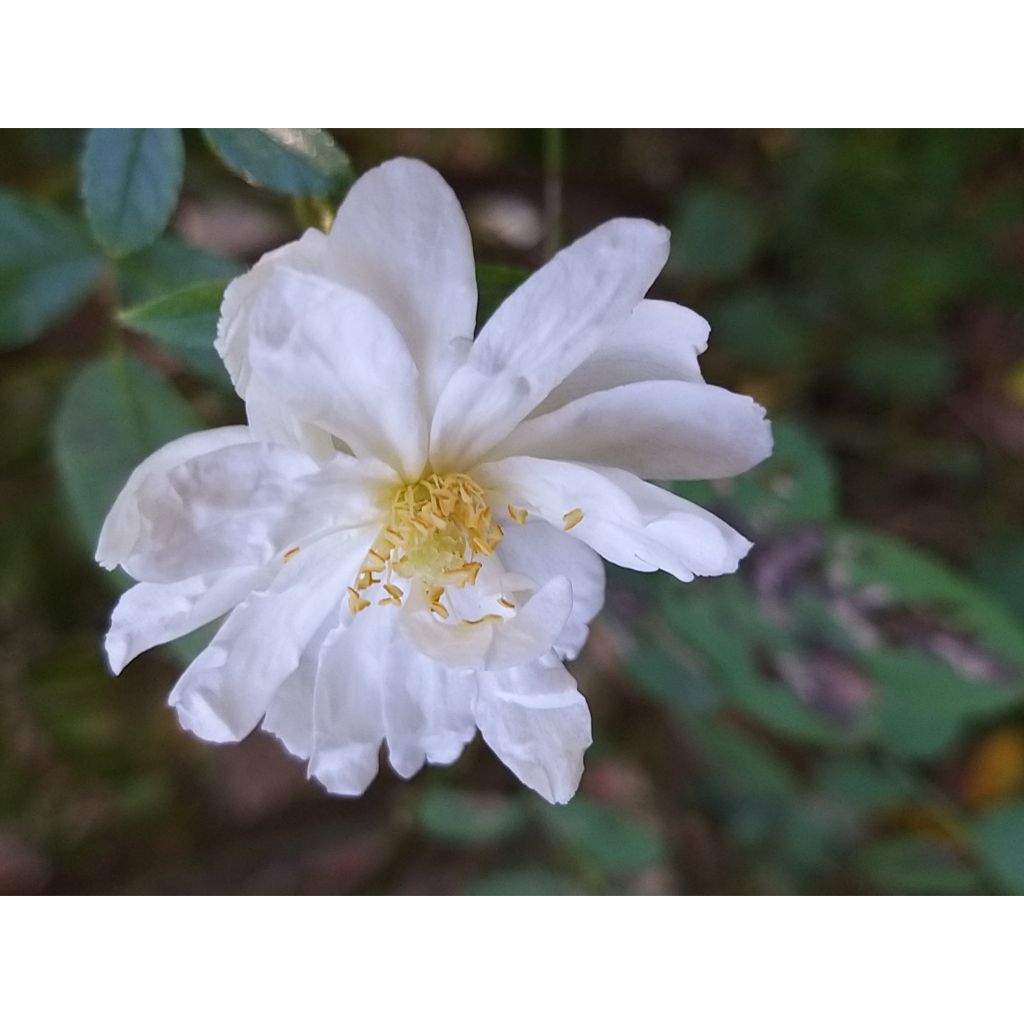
[1, 128, 1023, 894]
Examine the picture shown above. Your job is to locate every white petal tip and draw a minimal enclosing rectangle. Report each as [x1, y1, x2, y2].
[308, 747, 380, 797]
[104, 634, 129, 676]
[170, 693, 242, 744]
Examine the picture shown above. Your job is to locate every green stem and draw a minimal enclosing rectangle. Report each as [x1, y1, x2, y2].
[543, 128, 564, 259]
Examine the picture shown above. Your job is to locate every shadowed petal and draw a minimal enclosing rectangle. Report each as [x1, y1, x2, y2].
[168, 529, 375, 743]
[247, 267, 428, 479]
[96, 426, 251, 571]
[496, 519, 605, 660]
[534, 298, 708, 414]
[105, 565, 271, 674]
[476, 654, 592, 804]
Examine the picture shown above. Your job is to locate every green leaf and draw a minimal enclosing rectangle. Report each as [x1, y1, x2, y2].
[828, 525, 1024, 670]
[119, 279, 231, 387]
[863, 648, 1018, 759]
[972, 801, 1024, 893]
[476, 264, 529, 329]
[541, 797, 665, 874]
[53, 352, 201, 550]
[856, 836, 981, 895]
[116, 237, 242, 307]
[467, 868, 582, 895]
[81, 129, 185, 257]
[846, 340, 955, 405]
[817, 758, 916, 814]
[415, 787, 527, 845]
[694, 718, 800, 799]
[656, 578, 838, 746]
[669, 185, 762, 281]
[0, 190, 104, 347]
[202, 129, 353, 196]
[714, 292, 808, 369]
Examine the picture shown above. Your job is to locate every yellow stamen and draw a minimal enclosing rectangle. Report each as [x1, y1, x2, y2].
[350, 472, 505, 615]
[283, 546, 300, 562]
[498, 597, 515, 609]
[346, 587, 370, 614]
[507, 505, 529, 525]
[562, 508, 584, 531]
[463, 614, 504, 626]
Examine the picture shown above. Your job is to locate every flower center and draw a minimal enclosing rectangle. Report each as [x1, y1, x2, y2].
[347, 472, 505, 617]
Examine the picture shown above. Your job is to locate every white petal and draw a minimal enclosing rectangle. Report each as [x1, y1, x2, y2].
[308, 608, 387, 797]
[493, 380, 772, 481]
[429, 218, 670, 471]
[216, 227, 330, 396]
[497, 519, 606, 661]
[476, 654, 592, 804]
[246, 267, 428, 480]
[381, 642, 477, 779]
[121, 443, 393, 583]
[168, 528, 375, 743]
[96, 426, 251, 571]
[535, 298, 708, 414]
[478, 457, 752, 583]
[105, 565, 270, 674]
[260, 621, 331, 761]
[399, 575, 573, 671]
[243, 374, 336, 460]
[327, 157, 477, 408]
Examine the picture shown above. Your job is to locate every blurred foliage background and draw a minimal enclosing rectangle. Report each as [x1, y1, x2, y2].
[1, 128, 1023, 895]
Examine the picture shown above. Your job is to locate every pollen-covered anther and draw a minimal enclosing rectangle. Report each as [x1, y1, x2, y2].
[352, 472, 506, 615]
[507, 504, 529, 525]
[562, 508, 584, 531]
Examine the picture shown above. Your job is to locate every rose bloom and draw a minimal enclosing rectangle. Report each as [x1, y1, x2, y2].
[97, 158, 772, 803]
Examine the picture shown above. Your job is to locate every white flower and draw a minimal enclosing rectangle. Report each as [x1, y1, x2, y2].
[96, 158, 772, 804]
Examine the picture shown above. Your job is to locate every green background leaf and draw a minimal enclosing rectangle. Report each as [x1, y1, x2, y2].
[52, 352, 202, 549]
[202, 129, 353, 196]
[415, 787, 528, 846]
[119, 279, 231, 387]
[0, 190, 104, 347]
[81, 129, 185, 257]
[972, 802, 1024, 893]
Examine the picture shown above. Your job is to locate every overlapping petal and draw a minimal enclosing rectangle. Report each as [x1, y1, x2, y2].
[246, 267, 428, 479]
[496, 519, 605, 660]
[477, 456, 752, 582]
[96, 426, 251, 571]
[399, 575, 574, 672]
[169, 529, 375, 744]
[326, 157, 478, 409]
[216, 226, 330, 395]
[534, 298, 708, 414]
[117, 442, 395, 583]
[491, 379, 772, 481]
[106, 565, 271, 674]
[476, 654, 592, 805]
[429, 218, 670, 471]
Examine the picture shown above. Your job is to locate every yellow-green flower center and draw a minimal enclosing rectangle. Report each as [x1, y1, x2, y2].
[347, 472, 506, 617]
